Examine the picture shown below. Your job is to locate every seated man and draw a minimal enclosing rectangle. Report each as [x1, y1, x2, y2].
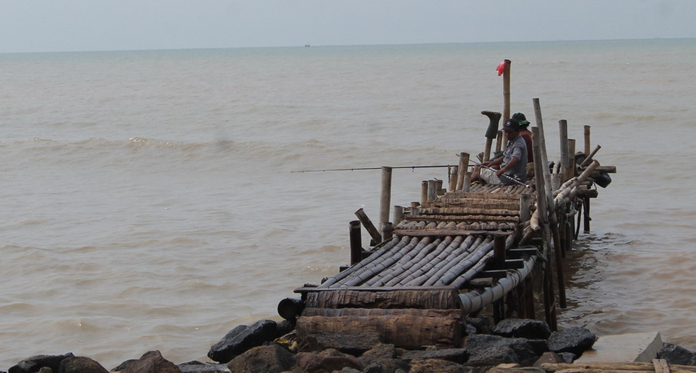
[472, 119, 528, 185]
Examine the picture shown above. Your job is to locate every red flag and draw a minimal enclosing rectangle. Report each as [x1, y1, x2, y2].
[496, 61, 507, 76]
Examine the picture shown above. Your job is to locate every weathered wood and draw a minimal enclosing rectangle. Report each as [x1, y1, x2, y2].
[580, 144, 602, 167]
[541, 361, 696, 372]
[421, 180, 428, 206]
[380, 166, 392, 237]
[457, 152, 470, 191]
[559, 119, 569, 179]
[427, 180, 438, 202]
[355, 208, 382, 245]
[419, 207, 520, 216]
[449, 165, 459, 192]
[394, 228, 511, 237]
[567, 138, 576, 182]
[304, 288, 461, 309]
[653, 359, 671, 373]
[296, 313, 461, 349]
[403, 215, 519, 223]
[302, 307, 462, 318]
[349, 220, 363, 265]
[393, 205, 404, 226]
[584, 125, 591, 156]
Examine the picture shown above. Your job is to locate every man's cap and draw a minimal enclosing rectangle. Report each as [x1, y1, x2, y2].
[502, 119, 521, 132]
[511, 112, 530, 127]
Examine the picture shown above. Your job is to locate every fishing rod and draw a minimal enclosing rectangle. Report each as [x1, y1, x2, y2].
[291, 164, 456, 173]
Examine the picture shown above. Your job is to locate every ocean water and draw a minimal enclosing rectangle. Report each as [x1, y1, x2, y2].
[1, 39, 695, 369]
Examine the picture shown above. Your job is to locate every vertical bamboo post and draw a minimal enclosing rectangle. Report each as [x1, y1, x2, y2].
[519, 194, 532, 223]
[496, 130, 504, 153]
[456, 152, 469, 191]
[435, 179, 444, 196]
[559, 120, 569, 181]
[449, 166, 459, 192]
[567, 139, 576, 181]
[379, 166, 392, 238]
[427, 180, 437, 202]
[463, 171, 472, 192]
[503, 59, 511, 122]
[349, 220, 362, 265]
[584, 125, 591, 156]
[393, 206, 404, 227]
[421, 180, 428, 206]
[534, 101, 567, 310]
[494, 235, 507, 269]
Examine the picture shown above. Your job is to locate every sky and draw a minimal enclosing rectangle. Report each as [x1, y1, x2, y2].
[0, 0, 694, 54]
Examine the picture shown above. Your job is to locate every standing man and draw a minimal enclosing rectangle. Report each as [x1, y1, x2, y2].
[472, 119, 528, 185]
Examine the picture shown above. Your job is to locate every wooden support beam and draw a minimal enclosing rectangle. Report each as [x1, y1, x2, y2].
[355, 208, 382, 245]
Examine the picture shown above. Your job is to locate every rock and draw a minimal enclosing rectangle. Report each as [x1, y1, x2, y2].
[362, 358, 410, 373]
[359, 343, 397, 367]
[401, 348, 469, 364]
[465, 334, 545, 366]
[111, 359, 137, 372]
[208, 319, 278, 363]
[58, 356, 108, 373]
[226, 344, 296, 373]
[486, 364, 546, 373]
[492, 319, 551, 340]
[121, 350, 181, 373]
[178, 360, 231, 372]
[557, 353, 575, 363]
[9, 353, 75, 373]
[296, 349, 363, 373]
[276, 319, 295, 336]
[304, 331, 383, 355]
[466, 317, 492, 334]
[409, 358, 472, 373]
[547, 327, 596, 356]
[658, 343, 696, 366]
[532, 352, 564, 367]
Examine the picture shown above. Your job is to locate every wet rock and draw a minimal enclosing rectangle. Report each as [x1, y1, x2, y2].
[226, 343, 296, 373]
[359, 343, 397, 367]
[111, 359, 137, 372]
[58, 356, 108, 373]
[557, 353, 575, 363]
[362, 358, 410, 373]
[208, 319, 278, 363]
[532, 351, 564, 367]
[409, 358, 472, 373]
[465, 334, 545, 366]
[9, 353, 74, 373]
[547, 327, 596, 356]
[121, 350, 180, 373]
[178, 360, 230, 372]
[467, 317, 492, 334]
[296, 349, 363, 373]
[401, 348, 469, 364]
[492, 319, 551, 340]
[658, 343, 696, 366]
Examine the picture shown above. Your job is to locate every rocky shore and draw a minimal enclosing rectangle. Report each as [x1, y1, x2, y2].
[5, 317, 696, 373]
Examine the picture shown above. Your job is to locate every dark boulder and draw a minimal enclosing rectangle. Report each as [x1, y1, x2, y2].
[226, 344, 296, 373]
[401, 348, 469, 364]
[362, 358, 410, 373]
[658, 343, 696, 366]
[465, 334, 545, 366]
[547, 327, 596, 356]
[492, 319, 551, 340]
[111, 359, 137, 372]
[178, 360, 231, 373]
[58, 356, 108, 373]
[466, 317, 491, 334]
[296, 349, 363, 373]
[208, 319, 278, 363]
[9, 353, 75, 373]
[121, 350, 180, 373]
[409, 358, 472, 373]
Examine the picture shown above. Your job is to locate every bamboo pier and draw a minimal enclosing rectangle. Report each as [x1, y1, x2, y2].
[286, 63, 617, 352]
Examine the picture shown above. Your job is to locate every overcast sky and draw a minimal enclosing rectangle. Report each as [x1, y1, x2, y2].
[0, 0, 694, 54]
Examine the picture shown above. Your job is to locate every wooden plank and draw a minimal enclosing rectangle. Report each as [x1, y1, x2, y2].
[653, 359, 671, 373]
[393, 229, 510, 237]
[301, 307, 462, 318]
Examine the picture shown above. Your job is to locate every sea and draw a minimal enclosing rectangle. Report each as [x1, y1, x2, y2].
[1, 38, 695, 369]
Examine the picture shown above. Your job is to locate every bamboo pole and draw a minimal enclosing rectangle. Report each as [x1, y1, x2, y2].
[349, 220, 363, 265]
[427, 180, 437, 202]
[580, 144, 602, 168]
[393, 206, 404, 227]
[449, 166, 458, 192]
[355, 208, 382, 245]
[567, 138, 576, 182]
[559, 120, 569, 180]
[421, 180, 428, 206]
[463, 171, 472, 192]
[456, 152, 469, 191]
[503, 59, 511, 122]
[584, 125, 591, 156]
[380, 166, 392, 238]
